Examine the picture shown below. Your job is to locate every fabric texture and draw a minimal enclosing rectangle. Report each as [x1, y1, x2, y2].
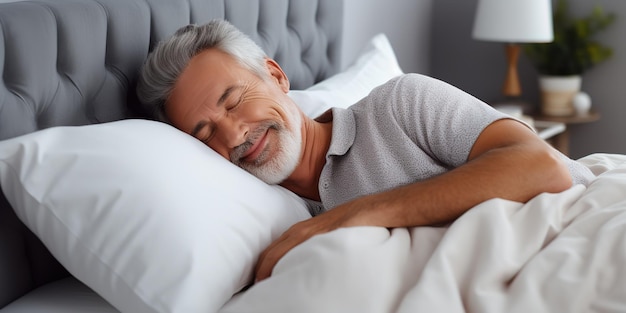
[0, 0, 343, 141]
[219, 153, 626, 313]
[0, 120, 311, 313]
[289, 33, 404, 118]
[318, 74, 595, 210]
[1, 277, 118, 313]
[0, 0, 344, 307]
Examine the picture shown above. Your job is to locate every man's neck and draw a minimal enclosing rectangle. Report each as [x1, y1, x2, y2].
[280, 113, 333, 201]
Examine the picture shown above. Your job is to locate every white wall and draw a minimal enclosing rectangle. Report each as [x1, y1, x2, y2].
[342, 0, 433, 74]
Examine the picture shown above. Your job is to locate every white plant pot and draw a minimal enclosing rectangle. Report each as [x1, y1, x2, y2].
[539, 75, 582, 116]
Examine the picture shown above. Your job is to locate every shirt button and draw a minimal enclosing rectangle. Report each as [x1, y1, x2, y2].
[323, 182, 329, 189]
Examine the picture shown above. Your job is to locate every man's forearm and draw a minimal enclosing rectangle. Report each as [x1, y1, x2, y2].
[336, 141, 572, 228]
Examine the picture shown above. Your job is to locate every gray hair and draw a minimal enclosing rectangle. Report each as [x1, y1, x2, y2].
[136, 19, 268, 122]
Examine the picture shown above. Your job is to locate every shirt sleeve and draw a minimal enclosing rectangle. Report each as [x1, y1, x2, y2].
[385, 74, 510, 167]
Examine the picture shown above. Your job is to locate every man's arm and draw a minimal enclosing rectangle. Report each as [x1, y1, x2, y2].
[254, 118, 572, 282]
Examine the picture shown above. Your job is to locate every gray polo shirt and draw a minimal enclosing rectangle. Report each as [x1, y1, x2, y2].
[309, 74, 594, 214]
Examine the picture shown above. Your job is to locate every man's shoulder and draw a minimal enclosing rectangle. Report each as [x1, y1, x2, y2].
[350, 73, 431, 115]
[378, 73, 447, 88]
[357, 73, 454, 105]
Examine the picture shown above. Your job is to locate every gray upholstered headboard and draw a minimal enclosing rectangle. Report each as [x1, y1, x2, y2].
[0, 0, 343, 307]
[0, 0, 343, 141]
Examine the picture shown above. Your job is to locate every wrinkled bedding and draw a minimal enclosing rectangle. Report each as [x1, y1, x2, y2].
[220, 153, 626, 313]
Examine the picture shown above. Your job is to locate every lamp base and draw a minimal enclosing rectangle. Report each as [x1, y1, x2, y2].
[503, 43, 522, 97]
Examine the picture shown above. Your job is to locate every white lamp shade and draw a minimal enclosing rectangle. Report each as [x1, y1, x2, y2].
[473, 0, 554, 43]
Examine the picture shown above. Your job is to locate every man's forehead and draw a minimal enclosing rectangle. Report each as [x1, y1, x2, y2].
[166, 51, 231, 112]
[191, 48, 236, 67]
[166, 60, 254, 135]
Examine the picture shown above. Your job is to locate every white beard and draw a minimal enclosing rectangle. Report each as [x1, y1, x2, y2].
[230, 106, 302, 184]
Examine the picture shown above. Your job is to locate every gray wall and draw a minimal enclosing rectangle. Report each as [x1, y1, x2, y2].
[343, 0, 625, 159]
[430, 0, 626, 159]
[342, 0, 433, 74]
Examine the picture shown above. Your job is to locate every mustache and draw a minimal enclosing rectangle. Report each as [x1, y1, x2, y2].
[230, 121, 281, 163]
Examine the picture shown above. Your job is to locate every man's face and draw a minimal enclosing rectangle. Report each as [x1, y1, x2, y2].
[166, 49, 302, 184]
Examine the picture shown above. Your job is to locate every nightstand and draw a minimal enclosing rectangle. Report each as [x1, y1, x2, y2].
[534, 120, 566, 152]
[532, 110, 601, 156]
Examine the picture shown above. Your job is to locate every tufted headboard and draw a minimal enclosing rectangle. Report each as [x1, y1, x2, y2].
[0, 0, 343, 141]
[0, 0, 343, 307]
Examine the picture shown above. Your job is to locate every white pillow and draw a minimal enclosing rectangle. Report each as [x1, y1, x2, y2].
[289, 33, 404, 117]
[0, 120, 311, 313]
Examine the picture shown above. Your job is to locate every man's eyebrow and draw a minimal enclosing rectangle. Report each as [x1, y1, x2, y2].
[191, 85, 241, 138]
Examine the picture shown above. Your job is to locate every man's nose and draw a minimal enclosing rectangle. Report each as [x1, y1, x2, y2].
[217, 117, 249, 148]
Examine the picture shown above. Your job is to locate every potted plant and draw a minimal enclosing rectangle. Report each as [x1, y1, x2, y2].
[523, 0, 616, 116]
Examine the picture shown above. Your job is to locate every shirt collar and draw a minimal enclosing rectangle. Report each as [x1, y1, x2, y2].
[326, 107, 356, 157]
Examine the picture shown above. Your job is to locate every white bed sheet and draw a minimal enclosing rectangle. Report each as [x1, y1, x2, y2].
[220, 153, 626, 313]
[0, 277, 118, 313]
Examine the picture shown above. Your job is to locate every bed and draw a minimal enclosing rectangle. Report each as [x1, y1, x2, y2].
[1, 0, 626, 312]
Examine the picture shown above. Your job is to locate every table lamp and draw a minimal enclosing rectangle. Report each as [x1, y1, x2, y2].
[472, 0, 553, 98]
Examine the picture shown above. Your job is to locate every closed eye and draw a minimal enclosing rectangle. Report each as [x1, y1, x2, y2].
[226, 93, 244, 111]
[200, 124, 216, 144]
[191, 120, 214, 144]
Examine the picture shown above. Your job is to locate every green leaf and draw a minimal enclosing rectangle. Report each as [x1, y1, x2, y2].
[522, 0, 616, 76]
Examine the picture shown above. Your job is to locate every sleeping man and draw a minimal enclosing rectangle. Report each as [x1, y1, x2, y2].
[136, 19, 594, 282]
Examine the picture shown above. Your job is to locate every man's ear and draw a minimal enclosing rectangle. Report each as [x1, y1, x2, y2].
[265, 58, 290, 93]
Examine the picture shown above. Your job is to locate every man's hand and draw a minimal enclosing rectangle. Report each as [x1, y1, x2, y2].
[254, 219, 315, 283]
[254, 201, 364, 282]
[255, 119, 573, 282]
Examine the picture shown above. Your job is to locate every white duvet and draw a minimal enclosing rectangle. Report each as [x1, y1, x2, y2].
[219, 153, 626, 313]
